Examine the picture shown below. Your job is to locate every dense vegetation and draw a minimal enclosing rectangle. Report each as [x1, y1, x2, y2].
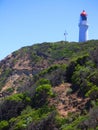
[0, 40, 98, 129]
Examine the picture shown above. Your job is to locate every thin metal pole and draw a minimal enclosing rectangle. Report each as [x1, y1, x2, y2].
[64, 30, 68, 41]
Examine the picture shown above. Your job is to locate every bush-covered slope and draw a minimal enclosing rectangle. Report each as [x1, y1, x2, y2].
[0, 40, 98, 130]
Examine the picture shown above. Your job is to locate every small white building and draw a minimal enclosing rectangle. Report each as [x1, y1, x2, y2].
[79, 10, 89, 42]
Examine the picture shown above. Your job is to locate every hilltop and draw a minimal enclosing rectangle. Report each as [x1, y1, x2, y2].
[0, 40, 98, 130]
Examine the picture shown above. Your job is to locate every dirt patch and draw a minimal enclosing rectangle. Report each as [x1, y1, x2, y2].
[49, 83, 89, 117]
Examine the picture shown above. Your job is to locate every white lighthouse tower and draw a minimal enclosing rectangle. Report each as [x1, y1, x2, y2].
[79, 10, 89, 42]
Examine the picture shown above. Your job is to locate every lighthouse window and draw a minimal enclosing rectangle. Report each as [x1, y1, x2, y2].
[81, 15, 87, 20]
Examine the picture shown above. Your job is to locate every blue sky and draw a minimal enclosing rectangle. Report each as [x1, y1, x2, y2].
[0, 0, 98, 60]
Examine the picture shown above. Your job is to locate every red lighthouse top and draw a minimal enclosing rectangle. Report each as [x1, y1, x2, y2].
[80, 10, 87, 16]
[80, 10, 87, 20]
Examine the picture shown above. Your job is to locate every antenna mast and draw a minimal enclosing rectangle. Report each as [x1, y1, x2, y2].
[64, 30, 68, 41]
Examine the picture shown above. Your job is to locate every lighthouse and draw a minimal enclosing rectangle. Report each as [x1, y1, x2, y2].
[79, 10, 89, 42]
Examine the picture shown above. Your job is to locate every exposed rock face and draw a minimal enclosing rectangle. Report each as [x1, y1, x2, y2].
[0, 43, 70, 94]
[0, 53, 33, 94]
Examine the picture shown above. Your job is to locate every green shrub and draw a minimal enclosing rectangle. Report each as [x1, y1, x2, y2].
[72, 65, 91, 84]
[36, 78, 50, 86]
[85, 85, 98, 101]
[0, 120, 9, 130]
[71, 64, 94, 96]
[6, 93, 31, 104]
[6, 87, 14, 93]
[88, 70, 98, 86]
[36, 84, 53, 96]
[6, 93, 24, 102]
[32, 81, 54, 108]
[55, 115, 68, 128]
[62, 116, 88, 130]
[9, 105, 54, 130]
